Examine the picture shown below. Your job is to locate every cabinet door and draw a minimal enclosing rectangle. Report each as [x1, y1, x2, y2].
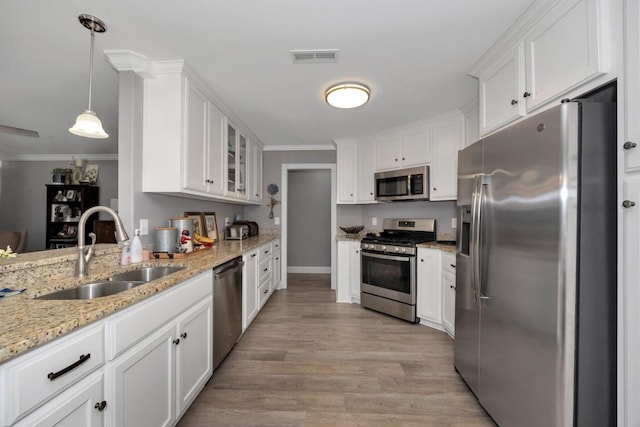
[243, 250, 258, 330]
[337, 141, 357, 203]
[108, 323, 175, 427]
[14, 372, 104, 427]
[175, 298, 213, 417]
[336, 241, 352, 303]
[357, 139, 376, 202]
[625, 0, 640, 172]
[183, 81, 209, 192]
[416, 248, 442, 327]
[400, 125, 431, 167]
[206, 103, 225, 195]
[237, 134, 248, 199]
[442, 270, 456, 338]
[349, 242, 361, 303]
[430, 115, 463, 201]
[225, 120, 238, 195]
[479, 42, 526, 136]
[375, 134, 401, 171]
[524, 0, 605, 111]
[253, 144, 263, 202]
[273, 251, 281, 291]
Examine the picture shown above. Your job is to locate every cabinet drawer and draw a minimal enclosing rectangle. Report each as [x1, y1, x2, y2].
[258, 257, 271, 284]
[0, 323, 104, 426]
[106, 270, 212, 360]
[258, 245, 271, 263]
[258, 278, 270, 308]
[441, 252, 456, 275]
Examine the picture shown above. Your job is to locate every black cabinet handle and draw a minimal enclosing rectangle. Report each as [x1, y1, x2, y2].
[510, 99, 518, 105]
[263, 268, 268, 272]
[623, 200, 636, 208]
[95, 401, 107, 411]
[173, 338, 180, 345]
[523, 91, 531, 98]
[180, 332, 188, 339]
[48, 353, 91, 381]
[450, 264, 456, 268]
[251, 254, 257, 258]
[624, 141, 637, 149]
[264, 289, 269, 294]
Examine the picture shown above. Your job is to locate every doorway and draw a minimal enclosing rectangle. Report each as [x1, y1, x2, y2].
[280, 163, 336, 290]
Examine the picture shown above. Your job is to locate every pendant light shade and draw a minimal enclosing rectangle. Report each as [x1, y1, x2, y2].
[69, 14, 108, 139]
[325, 82, 370, 109]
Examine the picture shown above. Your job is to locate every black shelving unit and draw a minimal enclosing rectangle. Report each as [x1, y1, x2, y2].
[45, 184, 99, 249]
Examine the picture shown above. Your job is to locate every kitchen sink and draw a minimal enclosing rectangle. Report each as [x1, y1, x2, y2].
[108, 266, 185, 283]
[36, 266, 185, 300]
[36, 281, 147, 300]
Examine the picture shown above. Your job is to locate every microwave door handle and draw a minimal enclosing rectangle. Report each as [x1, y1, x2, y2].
[407, 174, 411, 195]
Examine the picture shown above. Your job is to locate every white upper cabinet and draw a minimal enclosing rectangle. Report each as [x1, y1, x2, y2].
[248, 141, 263, 202]
[140, 61, 262, 204]
[375, 126, 431, 171]
[524, 0, 605, 111]
[473, 0, 610, 136]
[430, 113, 464, 201]
[336, 141, 357, 203]
[625, 0, 640, 172]
[357, 139, 376, 202]
[479, 43, 526, 135]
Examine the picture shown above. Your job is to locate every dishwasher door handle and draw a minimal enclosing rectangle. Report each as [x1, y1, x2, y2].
[213, 260, 245, 279]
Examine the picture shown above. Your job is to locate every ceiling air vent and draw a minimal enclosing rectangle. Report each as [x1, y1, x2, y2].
[291, 49, 339, 64]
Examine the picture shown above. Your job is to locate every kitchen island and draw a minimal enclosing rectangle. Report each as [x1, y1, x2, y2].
[0, 234, 280, 365]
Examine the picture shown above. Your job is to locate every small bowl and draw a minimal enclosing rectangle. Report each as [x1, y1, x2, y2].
[339, 225, 365, 235]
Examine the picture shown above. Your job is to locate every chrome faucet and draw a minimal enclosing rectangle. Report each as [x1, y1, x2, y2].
[76, 206, 130, 278]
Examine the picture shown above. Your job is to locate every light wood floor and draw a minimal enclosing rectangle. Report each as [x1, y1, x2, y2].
[178, 274, 494, 427]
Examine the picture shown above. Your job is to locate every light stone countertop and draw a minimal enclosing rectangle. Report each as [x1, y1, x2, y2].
[0, 234, 280, 365]
[336, 234, 457, 254]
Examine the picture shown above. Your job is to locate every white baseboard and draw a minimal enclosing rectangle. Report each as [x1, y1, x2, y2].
[287, 266, 331, 274]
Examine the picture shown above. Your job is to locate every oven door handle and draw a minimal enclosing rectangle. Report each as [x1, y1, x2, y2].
[361, 251, 412, 262]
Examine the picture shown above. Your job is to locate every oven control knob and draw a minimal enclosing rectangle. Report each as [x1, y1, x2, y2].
[400, 248, 406, 253]
[381, 246, 387, 251]
[393, 247, 399, 252]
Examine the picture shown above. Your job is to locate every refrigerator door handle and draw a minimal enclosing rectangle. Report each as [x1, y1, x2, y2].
[470, 174, 482, 303]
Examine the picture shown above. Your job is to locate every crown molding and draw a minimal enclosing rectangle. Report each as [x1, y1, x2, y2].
[103, 50, 156, 78]
[263, 144, 336, 152]
[1, 154, 118, 162]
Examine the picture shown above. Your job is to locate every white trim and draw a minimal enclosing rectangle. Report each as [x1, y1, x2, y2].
[1, 154, 118, 161]
[264, 144, 336, 152]
[287, 266, 331, 274]
[281, 163, 337, 291]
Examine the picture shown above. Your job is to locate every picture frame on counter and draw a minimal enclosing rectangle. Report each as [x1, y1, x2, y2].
[203, 212, 218, 240]
[183, 211, 205, 236]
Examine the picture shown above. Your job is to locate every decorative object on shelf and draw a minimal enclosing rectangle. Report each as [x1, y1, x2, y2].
[72, 158, 84, 184]
[339, 225, 365, 235]
[325, 82, 370, 109]
[65, 189, 76, 200]
[81, 164, 99, 184]
[51, 168, 66, 184]
[53, 190, 65, 201]
[69, 14, 109, 139]
[266, 183, 280, 219]
[64, 168, 73, 184]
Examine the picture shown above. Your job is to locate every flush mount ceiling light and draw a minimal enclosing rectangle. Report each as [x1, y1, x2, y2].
[69, 14, 108, 139]
[325, 83, 370, 109]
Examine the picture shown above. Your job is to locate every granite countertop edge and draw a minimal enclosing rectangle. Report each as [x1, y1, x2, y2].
[0, 234, 280, 365]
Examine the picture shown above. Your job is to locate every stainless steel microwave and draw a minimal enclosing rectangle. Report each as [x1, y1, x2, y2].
[375, 165, 430, 201]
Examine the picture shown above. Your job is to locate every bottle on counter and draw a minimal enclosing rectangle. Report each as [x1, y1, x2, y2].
[120, 241, 131, 266]
[130, 229, 143, 264]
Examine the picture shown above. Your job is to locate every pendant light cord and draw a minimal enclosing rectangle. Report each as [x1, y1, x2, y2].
[87, 25, 94, 112]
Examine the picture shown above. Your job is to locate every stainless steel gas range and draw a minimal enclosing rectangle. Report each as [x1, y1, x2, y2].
[360, 218, 436, 323]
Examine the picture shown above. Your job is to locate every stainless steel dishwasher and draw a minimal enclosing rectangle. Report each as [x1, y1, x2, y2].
[212, 256, 244, 371]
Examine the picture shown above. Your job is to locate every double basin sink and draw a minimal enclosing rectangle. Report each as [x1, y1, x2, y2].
[36, 266, 185, 300]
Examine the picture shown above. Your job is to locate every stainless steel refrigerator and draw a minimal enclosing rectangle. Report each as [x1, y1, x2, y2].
[455, 101, 616, 427]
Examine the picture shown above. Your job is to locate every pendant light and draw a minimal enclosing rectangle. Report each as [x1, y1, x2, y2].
[325, 82, 370, 109]
[69, 14, 108, 139]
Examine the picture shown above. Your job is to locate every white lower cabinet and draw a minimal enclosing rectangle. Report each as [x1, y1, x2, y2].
[336, 240, 361, 303]
[243, 240, 278, 330]
[416, 248, 442, 329]
[441, 252, 456, 338]
[14, 371, 105, 427]
[107, 322, 175, 427]
[105, 272, 213, 427]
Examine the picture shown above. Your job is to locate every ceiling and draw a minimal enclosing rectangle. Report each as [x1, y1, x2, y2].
[0, 0, 535, 159]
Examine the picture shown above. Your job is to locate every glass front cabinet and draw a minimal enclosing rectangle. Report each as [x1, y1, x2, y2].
[225, 119, 248, 199]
